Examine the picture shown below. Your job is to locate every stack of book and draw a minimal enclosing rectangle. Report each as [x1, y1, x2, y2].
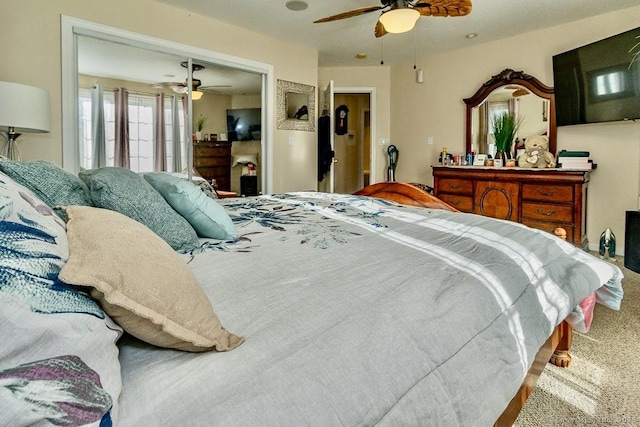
[557, 150, 594, 170]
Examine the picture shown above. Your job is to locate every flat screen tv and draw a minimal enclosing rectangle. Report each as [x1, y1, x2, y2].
[552, 26, 640, 126]
[226, 108, 261, 142]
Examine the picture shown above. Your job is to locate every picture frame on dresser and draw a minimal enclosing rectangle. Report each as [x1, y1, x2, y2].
[473, 154, 487, 166]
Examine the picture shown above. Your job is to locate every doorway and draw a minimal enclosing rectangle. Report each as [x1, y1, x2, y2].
[318, 87, 375, 194]
[332, 93, 370, 194]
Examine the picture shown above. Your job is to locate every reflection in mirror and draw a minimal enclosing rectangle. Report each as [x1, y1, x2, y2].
[471, 85, 551, 156]
[76, 33, 264, 194]
[465, 69, 556, 157]
[77, 35, 190, 173]
[286, 92, 309, 120]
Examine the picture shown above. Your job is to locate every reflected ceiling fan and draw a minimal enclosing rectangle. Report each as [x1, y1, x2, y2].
[314, 0, 472, 37]
[505, 85, 530, 97]
[150, 62, 231, 98]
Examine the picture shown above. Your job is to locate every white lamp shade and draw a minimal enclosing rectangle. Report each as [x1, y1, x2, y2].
[379, 8, 420, 34]
[192, 90, 203, 100]
[0, 81, 51, 133]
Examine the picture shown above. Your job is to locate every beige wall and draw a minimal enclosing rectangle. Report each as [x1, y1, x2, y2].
[388, 7, 640, 253]
[1, 0, 318, 193]
[193, 94, 231, 140]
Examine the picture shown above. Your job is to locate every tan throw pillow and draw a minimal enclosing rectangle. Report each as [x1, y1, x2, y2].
[59, 206, 244, 352]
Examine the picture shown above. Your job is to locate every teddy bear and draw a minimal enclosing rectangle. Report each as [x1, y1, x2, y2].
[517, 135, 556, 168]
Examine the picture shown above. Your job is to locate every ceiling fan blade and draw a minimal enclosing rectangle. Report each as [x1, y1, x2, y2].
[413, 0, 472, 17]
[374, 20, 388, 38]
[150, 81, 184, 89]
[199, 85, 232, 91]
[512, 88, 530, 97]
[314, 6, 384, 23]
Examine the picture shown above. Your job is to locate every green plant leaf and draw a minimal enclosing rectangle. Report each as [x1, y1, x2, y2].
[195, 115, 207, 131]
[492, 112, 521, 153]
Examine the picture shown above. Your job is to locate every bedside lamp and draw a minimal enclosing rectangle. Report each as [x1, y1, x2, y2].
[0, 81, 51, 160]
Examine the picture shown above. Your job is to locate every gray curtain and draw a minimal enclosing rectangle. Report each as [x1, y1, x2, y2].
[114, 87, 130, 168]
[172, 95, 183, 173]
[90, 84, 106, 168]
[154, 93, 166, 171]
[181, 95, 189, 174]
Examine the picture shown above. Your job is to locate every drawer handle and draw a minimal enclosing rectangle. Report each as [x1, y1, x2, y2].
[537, 188, 556, 197]
[536, 208, 556, 216]
[446, 198, 461, 206]
[448, 183, 461, 189]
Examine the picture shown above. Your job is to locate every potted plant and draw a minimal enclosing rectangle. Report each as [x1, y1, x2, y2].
[195, 115, 207, 141]
[491, 112, 521, 166]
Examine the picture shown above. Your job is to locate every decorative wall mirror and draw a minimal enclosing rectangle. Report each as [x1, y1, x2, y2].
[464, 68, 556, 156]
[276, 79, 315, 131]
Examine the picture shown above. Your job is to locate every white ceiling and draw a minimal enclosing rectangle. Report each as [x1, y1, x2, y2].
[78, 0, 640, 94]
[78, 36, 263, 95]
[153, 0, 640, 67]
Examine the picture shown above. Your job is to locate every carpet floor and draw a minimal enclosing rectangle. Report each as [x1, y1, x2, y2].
[515, 257, 640, 426]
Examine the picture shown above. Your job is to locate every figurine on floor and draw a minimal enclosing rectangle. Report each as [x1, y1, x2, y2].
[599, 228, 617, 261]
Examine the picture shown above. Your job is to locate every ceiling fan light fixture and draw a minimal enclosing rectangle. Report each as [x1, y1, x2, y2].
[379, 8, 420, 34]
[192, 90, 203, 101]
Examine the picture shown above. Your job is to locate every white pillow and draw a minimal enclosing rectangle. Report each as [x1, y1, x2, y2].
[232, 154, 258, 167]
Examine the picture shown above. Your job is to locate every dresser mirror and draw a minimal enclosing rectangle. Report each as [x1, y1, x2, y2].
[464, 68, 556, 156]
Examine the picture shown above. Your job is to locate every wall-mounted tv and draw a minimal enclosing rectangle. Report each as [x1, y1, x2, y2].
[552, 26, 640, 126]
[226, 108, 261, 142]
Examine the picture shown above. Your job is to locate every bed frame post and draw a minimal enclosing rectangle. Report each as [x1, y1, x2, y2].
[550, 320, 573, 367]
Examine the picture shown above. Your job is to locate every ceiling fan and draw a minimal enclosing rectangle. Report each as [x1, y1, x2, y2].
[314, 0, 472, 37]
[150, 62, 232, 96]
[505, 85, 530, 97]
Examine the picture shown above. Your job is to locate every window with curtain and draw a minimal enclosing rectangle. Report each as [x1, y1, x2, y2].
[78, 90, 185, 173]
[488, 101, 510, 131]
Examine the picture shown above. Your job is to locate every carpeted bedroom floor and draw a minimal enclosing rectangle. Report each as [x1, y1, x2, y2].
[515, 256, 640, 426]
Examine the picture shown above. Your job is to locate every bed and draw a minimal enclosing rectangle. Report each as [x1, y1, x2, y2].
[0, 164, 624, 427]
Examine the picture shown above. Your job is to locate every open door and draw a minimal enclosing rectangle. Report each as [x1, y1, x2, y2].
[318, 81, 334, 193]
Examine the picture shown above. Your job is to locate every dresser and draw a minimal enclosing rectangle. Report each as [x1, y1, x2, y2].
[432, 166, 590, 248]
[193, 141, 232, 191]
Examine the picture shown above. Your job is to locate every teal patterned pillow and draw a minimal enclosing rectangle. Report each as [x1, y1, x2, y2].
[0, 172, 123, 426]
[0, 159, 93, 221]
[79, 167, 199, 252]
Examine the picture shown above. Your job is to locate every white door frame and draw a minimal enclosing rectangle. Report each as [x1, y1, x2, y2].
[333, 87, 377, 186]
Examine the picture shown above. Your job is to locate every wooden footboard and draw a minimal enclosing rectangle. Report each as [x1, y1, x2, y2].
[353, 181, 459, 212]
[354, 181, 573, 426]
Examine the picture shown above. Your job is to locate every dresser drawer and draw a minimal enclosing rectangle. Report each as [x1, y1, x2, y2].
[522, 202, 573, 223]
[522, 184, 573, 203]
[194, 156, 230, 167]
[438, 194, 473, 212]
[194, 146, 230, 158]
[438, 179, 473, 195]
[522, 219, 575, 243]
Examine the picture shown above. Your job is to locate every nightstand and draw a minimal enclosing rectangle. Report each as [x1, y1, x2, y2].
[240, 175, 258, 196]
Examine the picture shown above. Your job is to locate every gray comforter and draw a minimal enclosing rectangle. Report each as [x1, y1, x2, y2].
[117, 192, 623, 426]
